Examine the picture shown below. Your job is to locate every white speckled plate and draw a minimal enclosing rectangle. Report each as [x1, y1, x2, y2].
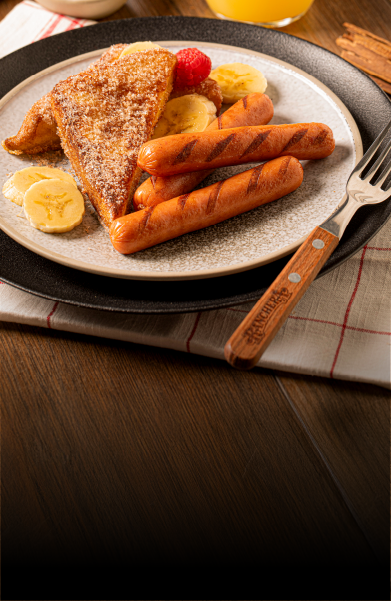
[0, 41, 362, 281]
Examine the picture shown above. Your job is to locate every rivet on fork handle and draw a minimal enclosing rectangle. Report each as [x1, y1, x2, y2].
[224, 226, 339, 370]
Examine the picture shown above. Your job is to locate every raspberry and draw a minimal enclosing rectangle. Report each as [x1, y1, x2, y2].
[175, 48, 212, 88]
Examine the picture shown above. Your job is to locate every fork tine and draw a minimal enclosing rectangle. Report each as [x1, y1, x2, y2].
[353, 118, 391, 177]
[374, 155, 391, 188]
[363, 137, 391, 181]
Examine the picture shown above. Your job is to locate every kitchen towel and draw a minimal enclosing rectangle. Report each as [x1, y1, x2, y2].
[0, 1, 390, 389]
[0, 0, 95, 59]
[1, 218, 390, 388]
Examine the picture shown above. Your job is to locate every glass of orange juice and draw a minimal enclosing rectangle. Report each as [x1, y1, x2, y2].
[205, 0, 314, 27]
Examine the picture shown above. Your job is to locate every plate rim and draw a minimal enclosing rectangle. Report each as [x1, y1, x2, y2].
[0, 40, 363, 281]
[0, 16, 390, 313]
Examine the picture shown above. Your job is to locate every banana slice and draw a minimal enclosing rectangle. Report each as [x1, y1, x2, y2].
[2, 166, 77, 206]
[23, 178, 85, 233]
[209, 63, 267, 104]
[152, 93, 217, 139]
[119, 41, 162, 58]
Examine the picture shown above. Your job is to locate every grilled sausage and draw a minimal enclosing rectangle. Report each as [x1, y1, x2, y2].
[133, 93, 274, 211]
[110, 156, 303, 255]
[137, 122, 334, 177]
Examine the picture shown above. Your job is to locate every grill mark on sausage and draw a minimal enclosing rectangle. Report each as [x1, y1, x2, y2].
[173, 139, 198, 164]
[278, 156, 291, 178]
[217, 115, 223, 130]
[205, 133, 236, 162]
[282, 128, 308, 151]
[247, 163, 265, 195]
[178, 193, 191, 211]
[243, 95, 248, 110]
[140, 205, 155, 230]
[313, 128, 328, 145]
[241, 129, 271, 158]
[206, 180, 224, 215]
[150, 175, 157, 189]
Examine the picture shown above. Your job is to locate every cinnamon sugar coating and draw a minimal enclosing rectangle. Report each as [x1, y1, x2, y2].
[2, 44, 128, 156]
[2, 92, 60, 155]
[50, 49, 177, 227]
[2, 46, 223, 157]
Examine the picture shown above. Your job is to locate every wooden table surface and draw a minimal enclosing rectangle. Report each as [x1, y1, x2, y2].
[1, 0, 390, 590]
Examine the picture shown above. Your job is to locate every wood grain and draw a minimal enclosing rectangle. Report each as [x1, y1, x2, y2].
[1, 0, 390, 588]
[275, 372, 390, 564]
[1, 322, 380, 567]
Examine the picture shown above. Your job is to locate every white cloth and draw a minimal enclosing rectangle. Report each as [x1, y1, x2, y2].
[0, 0, 95, 59]
[0, 2, 390, 389]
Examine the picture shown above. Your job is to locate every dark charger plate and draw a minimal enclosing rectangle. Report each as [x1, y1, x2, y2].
[0, 17, 390, 313]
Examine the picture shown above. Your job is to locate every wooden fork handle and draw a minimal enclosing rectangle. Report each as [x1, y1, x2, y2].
[224, 226, 339, 370]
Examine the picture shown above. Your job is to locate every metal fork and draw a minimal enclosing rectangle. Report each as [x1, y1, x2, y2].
[225, 118, 391, 370]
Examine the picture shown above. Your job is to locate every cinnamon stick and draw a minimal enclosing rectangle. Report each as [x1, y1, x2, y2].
[336, 22, 391, 94]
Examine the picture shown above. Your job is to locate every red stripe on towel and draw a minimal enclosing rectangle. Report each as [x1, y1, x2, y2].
[38, 14, 63, 40]
[186, 312, 202, 352]
[330, 245, 368, 378]
[46, 301, 59, 328]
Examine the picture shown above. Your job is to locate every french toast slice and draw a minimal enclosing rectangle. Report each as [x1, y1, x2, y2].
[2, 45, 223, 157]
[50, 48, 177, 227]
[2, 44, 128, 155]
[2, 91, 61, 155]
